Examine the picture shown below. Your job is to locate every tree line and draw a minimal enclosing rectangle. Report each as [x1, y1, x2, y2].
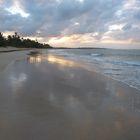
[0, 32, 52, 48]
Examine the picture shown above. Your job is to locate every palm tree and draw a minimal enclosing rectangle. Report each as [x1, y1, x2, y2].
[0, 32, 5, 47]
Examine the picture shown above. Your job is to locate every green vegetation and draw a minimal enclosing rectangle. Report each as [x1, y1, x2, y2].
[0, 32, 52, 48]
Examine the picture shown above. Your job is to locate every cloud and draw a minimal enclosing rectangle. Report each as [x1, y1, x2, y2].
[103, 0, 140, 44]
[0, 0, 140, 47]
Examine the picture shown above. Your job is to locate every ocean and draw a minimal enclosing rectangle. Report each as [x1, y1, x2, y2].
[48, 48, 140, 91]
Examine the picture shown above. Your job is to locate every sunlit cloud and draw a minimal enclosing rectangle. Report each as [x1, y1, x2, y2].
[47, 33, 99, 47]
[5, 7, 29, 18]
[109, 24, 125, 31]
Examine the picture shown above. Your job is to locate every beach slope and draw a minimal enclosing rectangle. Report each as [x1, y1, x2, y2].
[0, 51, 140, 140]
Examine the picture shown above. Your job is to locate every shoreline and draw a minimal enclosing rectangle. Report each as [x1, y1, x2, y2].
[48, 53, 140, 92]
[1, 49, 140, 92]
[0, 49, 140, 92]
[84, 62, 140, 92]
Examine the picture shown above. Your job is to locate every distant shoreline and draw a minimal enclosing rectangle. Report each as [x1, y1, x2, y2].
[53, 47, 140, 50]
[53, 47, 107, 49]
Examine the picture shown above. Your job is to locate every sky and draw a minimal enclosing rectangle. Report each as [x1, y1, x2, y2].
[0, 0, 140, 48]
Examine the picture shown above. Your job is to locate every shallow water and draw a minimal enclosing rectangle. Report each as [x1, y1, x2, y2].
[0, 51, 140, 140]
[49, 49, 140, 90]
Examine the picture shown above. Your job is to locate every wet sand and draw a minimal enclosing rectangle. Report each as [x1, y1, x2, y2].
[0, 49, 35, 72]
[0, 51, 140, 140]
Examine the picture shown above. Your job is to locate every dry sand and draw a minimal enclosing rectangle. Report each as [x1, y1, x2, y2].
[0, 50, 140, 140]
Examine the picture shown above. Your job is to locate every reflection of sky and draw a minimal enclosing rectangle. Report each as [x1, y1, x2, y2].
[28, 56, 42, 63]
[47, 54, 78, 67]
[47, 91, 93, 127]
[9, 72, 27, 92]
[28, 54, 79, 67]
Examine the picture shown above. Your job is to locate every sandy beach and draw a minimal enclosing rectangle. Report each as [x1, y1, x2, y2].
[0, 50, 140, 140]
[0, 47, 34, 72]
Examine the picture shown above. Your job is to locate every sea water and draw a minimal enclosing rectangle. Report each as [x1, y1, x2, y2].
[48, 48, 140, 91]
